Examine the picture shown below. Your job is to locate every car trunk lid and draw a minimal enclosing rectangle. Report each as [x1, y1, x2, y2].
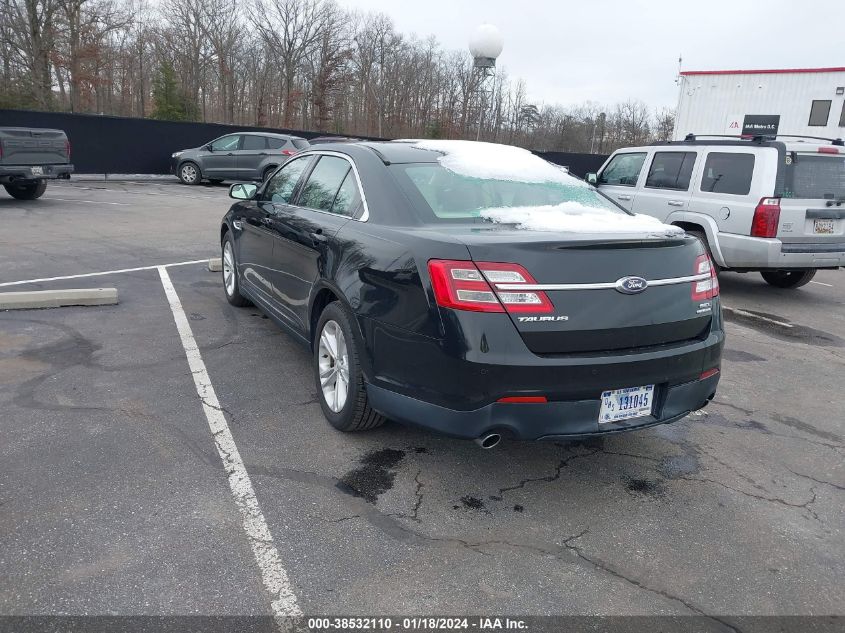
[452, 227, 714, 354]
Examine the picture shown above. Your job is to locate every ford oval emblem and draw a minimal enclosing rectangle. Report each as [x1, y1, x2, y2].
[615, 276, 648, 294]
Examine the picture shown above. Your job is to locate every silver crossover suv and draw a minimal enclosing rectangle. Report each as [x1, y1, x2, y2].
[171, 132, 309, 185]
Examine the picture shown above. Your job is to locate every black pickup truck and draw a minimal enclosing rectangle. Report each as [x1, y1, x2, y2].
[0, 127, 74, 200]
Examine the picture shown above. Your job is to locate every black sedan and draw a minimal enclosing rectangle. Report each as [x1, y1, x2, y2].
[219, 140, 723, 448]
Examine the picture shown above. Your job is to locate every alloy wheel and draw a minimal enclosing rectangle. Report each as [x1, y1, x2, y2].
[181, 164, 197, 183]
[318, 320, 349, 413]
[223, 241, 236, 296]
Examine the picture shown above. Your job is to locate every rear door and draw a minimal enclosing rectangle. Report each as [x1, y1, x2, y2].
[596, 151, 648, 211]
[779, 149, 845, 247]
[631, 150, 698, 220]
[203, 134, 241, 179]
[234, 135, 269, 180]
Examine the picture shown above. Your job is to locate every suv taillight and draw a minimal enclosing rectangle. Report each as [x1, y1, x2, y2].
[281, 149, 295, 156]
[428, 260, 553, 313]
[692, 254, 719, 301]
[751, 198, 780, 238]
[65, 140, 71, 159]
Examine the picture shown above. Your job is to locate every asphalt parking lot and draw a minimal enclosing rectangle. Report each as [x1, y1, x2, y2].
[0, 181, 843, 624]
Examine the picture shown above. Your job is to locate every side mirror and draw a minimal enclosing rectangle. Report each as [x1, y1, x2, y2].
[586, 172, 598, 185]
[229, 183, 257, 200]
[205, 144, 214, 152]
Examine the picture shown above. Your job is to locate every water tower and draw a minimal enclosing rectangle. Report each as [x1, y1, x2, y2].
[468, 24, 503, 140]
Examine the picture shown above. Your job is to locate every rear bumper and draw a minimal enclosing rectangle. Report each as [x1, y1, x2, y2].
[361, 308, 724, 441]
[0, 164, 73, 183]
[367, 373, 720, 441]
[718, 233, 845, 269]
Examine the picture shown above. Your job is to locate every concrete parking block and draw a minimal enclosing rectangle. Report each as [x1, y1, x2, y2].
[208, 258, 222, 272]
[0, 287, 118, 310]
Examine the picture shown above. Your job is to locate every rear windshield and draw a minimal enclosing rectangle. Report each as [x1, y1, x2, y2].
[292, 139, 310, 150]
[392, 163, 626, 223]
[783, 154, 845, 199]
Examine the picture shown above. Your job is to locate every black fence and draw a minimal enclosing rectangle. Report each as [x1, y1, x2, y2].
[0, 109, 607, 177]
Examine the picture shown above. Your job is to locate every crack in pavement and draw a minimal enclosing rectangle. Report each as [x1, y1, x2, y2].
[249, 463, 741, 624]
[677, 475, 819, 520]
[787, 468, 845, 492]
[497, 449, 602, 496]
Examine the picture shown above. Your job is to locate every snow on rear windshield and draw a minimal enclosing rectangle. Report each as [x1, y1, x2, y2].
[399, 141, 682, 234]
[481, 204, 679, 234]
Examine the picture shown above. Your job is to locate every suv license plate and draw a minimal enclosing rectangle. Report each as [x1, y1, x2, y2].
[814, 219, 835, 234]
[30, 166, 43, 176]
[599, 385, 654, 424]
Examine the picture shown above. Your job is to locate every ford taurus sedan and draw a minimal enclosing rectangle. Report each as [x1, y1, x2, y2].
[219, 140, 724, 448]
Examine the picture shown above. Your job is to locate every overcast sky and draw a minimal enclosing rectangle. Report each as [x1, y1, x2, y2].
[339, 0, 841, 110]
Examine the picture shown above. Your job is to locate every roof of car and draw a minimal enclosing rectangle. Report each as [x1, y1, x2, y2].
[295, 140, 440, 164]
[240, 131, 307, 140]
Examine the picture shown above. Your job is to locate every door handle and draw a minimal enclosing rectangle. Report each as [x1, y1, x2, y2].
[617, 194, 632, 201]
[668, 200, 685, 207]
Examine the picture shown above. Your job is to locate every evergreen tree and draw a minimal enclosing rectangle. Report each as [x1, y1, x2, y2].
[151, 62, 198, 121]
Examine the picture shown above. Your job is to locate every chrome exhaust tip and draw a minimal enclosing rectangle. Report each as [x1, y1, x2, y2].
[475, 433, 502, 449]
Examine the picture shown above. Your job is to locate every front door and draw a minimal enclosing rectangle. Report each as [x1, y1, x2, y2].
[203, 134, 242, 179]
[597, 151, 648, 211]
[268, 154, 360, 331]
[255, 155, 314, 328]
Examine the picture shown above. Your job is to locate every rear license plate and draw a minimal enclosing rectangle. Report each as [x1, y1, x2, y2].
[599, 385, 654, 423]
[30, 166, 43, 176]
[814, 219, 835, 234]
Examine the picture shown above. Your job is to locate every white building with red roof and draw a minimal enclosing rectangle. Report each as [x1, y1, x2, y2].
[674, 67, 845, 141]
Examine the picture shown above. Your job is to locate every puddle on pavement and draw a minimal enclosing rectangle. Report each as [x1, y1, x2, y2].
[336, 448, 406, 504]
[722, 349, 767, 362]
[724, 308, 844, 347]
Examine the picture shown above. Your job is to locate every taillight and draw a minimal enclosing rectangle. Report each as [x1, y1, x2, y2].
[476, 261, 553, 313]
[692, 254, 719, 301]
[65, 140, 71, 159]
[700, 368, 720, 380]
[751, 198, 780, 238]
[427, 260, 553, 313]
[281, 149, 295, 156]
[818, 146, 839, 154]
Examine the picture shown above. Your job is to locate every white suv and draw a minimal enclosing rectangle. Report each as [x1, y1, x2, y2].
[587, 135, 845, 288]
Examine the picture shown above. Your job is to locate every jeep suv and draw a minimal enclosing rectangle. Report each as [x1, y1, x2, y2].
[588, 135, 845, 288]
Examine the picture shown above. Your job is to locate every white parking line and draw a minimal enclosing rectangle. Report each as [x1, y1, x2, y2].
[157, 266, 301, 618]
[0, 259, 209, 288]
[810, 280, 833, 287]
[43, 197, 130, 206]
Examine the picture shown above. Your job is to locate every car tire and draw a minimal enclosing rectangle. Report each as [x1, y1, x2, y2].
[178, 161, 202, 185]
[262, 166, 276, 182]
[222, 233, 251, 307]
[760, 270, 816, 289]
[314, 302, 385, 432]
[4, 180, 47, 200]
[686, 229, 721, 274]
